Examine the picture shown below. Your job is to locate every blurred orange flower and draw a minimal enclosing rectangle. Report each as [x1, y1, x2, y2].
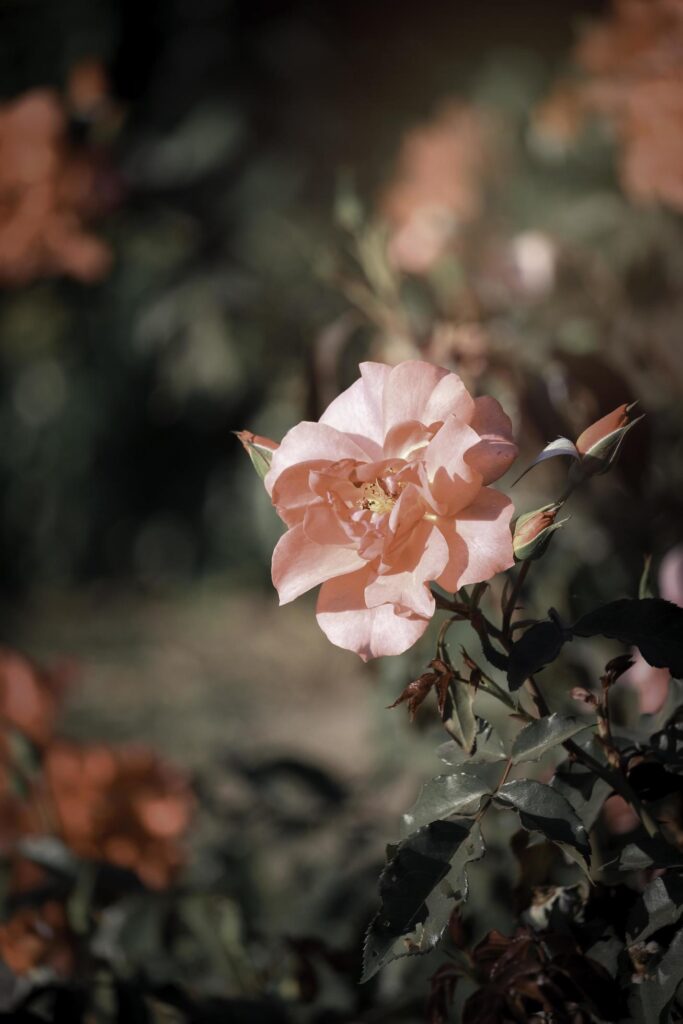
[0, 901, 74, 978]
[539, 0, 683, 211]
[42, 742, 194, 889]
[0, 648, 71, 749]
[0, 80, 114, 285]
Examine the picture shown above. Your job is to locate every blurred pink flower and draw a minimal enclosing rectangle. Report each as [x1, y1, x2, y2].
[621, 545, 683, 714]
[263, 360, 517, 660]
[380, 101, 495, 274]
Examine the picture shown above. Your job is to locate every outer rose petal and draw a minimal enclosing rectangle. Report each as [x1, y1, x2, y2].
[382, 360, 450, 435]
[319, 362, 390, 449]
[316, 565, 431, 660]
[272, 523, 366, 605]
[467, 396, 518, 484]
[365, 521, 448, 618]
[423, 371, 475, 425]
[265, 422, 371, 496]
[437, 487, 514, 591]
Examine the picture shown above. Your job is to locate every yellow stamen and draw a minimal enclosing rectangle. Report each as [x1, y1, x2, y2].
[357, 480, 396, 514]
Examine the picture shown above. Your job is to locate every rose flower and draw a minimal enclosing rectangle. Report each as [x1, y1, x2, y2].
[260, 360, 517, 660]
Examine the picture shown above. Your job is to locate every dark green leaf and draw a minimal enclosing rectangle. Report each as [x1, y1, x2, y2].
[615, 835, 683, 872]
[438, 720, 506, 766]
[362, 819, 483, 982]
[511, 713, 593, 765]
[507, 620, 567, 691]
[442, 679, 476, 752]
[631, 924, 683, 1024]
[573, 599, 683, 678]
[494, 779, 590, 872]
[586, 932, 623, 979]
[401, 763, 504, 836]
[551, 759, 612, 831]
[626, 875, 683, 943]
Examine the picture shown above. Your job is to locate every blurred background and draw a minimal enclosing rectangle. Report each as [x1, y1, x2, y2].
[0, 0, 682, 1020]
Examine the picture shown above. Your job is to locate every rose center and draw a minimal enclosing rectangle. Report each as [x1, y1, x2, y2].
[357, 480, 397, 515]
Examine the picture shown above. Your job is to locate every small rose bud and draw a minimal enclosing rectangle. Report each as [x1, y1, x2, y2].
[512, 502, 567, 561]
[572, 402, 643, 478]
[235, 430, 279, 481]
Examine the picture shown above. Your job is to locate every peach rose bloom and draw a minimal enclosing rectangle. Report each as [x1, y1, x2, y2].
[265, 360, 517, 660]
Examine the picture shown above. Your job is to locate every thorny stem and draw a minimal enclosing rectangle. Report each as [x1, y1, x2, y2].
[434, 579, 662, 841]
[502, 559, 531, 640]
[526, 675, 660, 839]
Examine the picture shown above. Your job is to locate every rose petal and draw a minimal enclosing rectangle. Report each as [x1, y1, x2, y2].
[383, 420, 435, 460]
[272, 523, 366, 605]
[382, 360, 450, 435]
[319, 362, 390, 449]
[467, 396, 518, 484]
[316, 565, 431, 660]
[425, 415, 483, 514]
[265, 422, 370, 495]
[366, 522, 448, 618]
[439, 488, 514, 590]
[423, 371, 475, 425]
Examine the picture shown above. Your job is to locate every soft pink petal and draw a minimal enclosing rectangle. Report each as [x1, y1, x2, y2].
[423, 371, 475, 425]
[467, 396, 518, 484]
[316, 565, 431, 660]
[660, 544, 683, 607]
[265, 422, 370, 495]
[365, 522, 448, 618]
[272, 523, 366, 605]
[620, 653, 670, 715]
[433, 523, 469, 593]
[270, 462, 329, 526]
[383, 420, 435, 460]
[382, 360, 450, 435]
[387, 483, 426, 537]
[303, 503, 356, 546]
[319, 362, 390, 450]
[450, 488, 515, 589]
[425, 415, 483, 514]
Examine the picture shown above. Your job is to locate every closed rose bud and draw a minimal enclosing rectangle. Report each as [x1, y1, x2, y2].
[235, 430, 279, 481]
[572, 402, 643, 479]
[512, 502, 566, 561]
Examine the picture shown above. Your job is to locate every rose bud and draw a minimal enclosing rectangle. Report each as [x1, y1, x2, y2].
[572, 402, 643, 478]
[512, 502, 567, 561]
[235, 430, 279, 481]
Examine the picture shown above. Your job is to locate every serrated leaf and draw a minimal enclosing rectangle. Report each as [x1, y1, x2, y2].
[511, 713, 593, 764]
[438, 721, 506, 766]
[494, 779, 590, 873]
[616, 836, 683, 872]
[507, 620, 568, 690]
[442, 679, 477, 752]
[362, 819, 483, 982]
[512, 437, 580, 486]
[630, 924, 683, 1024]
[401, 762, 504, 837]
[551, 759, 612, 831]
[573, 599, 683, 679]
[626, 875, 683, 944]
